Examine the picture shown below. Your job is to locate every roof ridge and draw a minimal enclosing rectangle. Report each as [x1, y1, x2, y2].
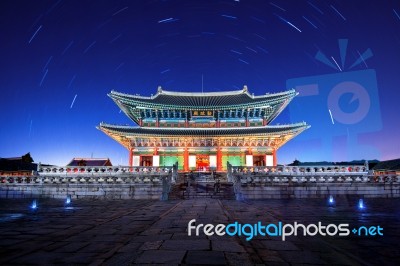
[252, 88, 296, 98]
[158, 88, 247, 97]
[72, 158, 109, 160]
[109, 87, 296, 100]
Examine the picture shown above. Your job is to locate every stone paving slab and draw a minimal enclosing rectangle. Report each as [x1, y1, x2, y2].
[185, 250, 226, 265]
[0, 197, 399, 265]
[135, 250, 185, 264]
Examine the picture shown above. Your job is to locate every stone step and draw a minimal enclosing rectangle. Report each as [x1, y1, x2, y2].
[168, 181, 234, 200]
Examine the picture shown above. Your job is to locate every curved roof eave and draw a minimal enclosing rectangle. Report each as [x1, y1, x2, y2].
[108, 88, 297, 109]
[98, 122, 310, 138]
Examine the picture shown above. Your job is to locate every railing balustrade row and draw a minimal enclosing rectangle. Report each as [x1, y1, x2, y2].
[231, 175, 400, 184]
[0, 175, 169, 184]
[37, 166, 174, 175]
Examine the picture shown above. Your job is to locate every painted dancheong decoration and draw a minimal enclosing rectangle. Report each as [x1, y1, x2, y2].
[98, 86, 310, 171]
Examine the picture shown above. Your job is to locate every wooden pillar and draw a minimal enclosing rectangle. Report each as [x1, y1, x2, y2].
[262, 116, 267, 126]
[245, 108, 249, 127]
[217, 146, 222, 172]
[216, 110, 221, 127]
[216, 110, 220, 128]
[273, 149, 277, 166]
[156, 109, 160, 127]
[183, 145, 189, 172]
[128, 148, 133, 167]
[185, 110, 189, 127]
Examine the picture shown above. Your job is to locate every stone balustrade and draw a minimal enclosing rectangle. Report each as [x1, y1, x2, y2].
[37, 165, 173, 176]
[231, 165, 369, 174]
[227, 163, 399, 185]
[234, 174, 400, 184]
[234, 173, 400, 185]
[0, 164, 179, 187]
[0, 174, 171, 185]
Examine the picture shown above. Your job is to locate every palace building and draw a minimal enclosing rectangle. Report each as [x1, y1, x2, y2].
[98, 86, 309, 171]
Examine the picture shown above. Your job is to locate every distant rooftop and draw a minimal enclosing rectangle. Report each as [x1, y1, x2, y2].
[66, 158, 112, 167]
[373, 158, 400, 171]
[0, 153, 36, 172]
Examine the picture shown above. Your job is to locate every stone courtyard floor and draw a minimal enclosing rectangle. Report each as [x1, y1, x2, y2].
[0, 197, 399, 265]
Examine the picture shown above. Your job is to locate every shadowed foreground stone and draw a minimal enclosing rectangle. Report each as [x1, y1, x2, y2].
[136, 250, 185, 264]
[0, 197, 399, 265]
[185, 250, 226, 265]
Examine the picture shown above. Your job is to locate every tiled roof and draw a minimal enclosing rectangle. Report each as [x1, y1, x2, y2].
[98, 122, 310, 137]
[67, 158, 112, 167]
[0, 159, 36, 172]
[372, 159, 400, 171]
[109, 87, 296, 108]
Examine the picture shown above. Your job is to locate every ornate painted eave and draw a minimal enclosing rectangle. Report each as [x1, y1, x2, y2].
[98, 122, 309, 138]
[97, 122, 309, 151]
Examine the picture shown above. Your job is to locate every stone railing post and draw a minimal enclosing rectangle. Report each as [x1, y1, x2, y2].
[161, 175, 170, 201]
[227, 162, 232, 182]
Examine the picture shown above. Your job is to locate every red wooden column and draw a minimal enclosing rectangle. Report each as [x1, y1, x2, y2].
[128, 148, 133, 167]
[216, 146, 222, 172]
[156, 109, 160, 127]
[273, 149, 277, 166]
[262, 116, 267, 126]
[183, 145, 189, 172]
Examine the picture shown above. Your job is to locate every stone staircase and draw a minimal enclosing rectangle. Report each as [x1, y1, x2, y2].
[168, 172, 235, 200]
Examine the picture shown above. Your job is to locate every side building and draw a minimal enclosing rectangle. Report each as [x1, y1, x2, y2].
[98, 86, 309, 171]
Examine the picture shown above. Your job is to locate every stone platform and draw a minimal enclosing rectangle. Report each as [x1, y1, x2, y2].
[0, 198, 399, 265]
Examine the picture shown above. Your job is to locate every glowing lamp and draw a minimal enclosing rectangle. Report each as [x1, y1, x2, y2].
[31, 200, 37, 210]
[358, 199, 364, 209]
[65, 195, 71, 205]
[328, 195, 334, 205]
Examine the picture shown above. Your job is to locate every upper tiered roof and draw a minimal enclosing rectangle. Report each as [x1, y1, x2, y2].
[109, 86, 296, 109]
[109, 86, 297, 124]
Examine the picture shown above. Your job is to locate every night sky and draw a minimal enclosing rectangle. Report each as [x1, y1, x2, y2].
[1, 0, 399, 166]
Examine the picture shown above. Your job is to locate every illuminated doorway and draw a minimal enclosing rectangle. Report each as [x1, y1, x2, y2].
[140, 156, 153, 166]
[253, 155, 265, 166]
[196, 155, 209, 171]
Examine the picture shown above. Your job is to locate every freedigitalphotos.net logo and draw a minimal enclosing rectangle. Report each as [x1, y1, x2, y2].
[287, 39, 382, 161]
[187, 219, 383, 241]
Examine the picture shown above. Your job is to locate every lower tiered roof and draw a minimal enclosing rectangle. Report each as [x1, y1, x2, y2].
[98, 122, 310, 137]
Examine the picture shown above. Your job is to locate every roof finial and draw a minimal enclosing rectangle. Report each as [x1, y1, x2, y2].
[243, 85, 248, 92]
[157, 86, 163, 94]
